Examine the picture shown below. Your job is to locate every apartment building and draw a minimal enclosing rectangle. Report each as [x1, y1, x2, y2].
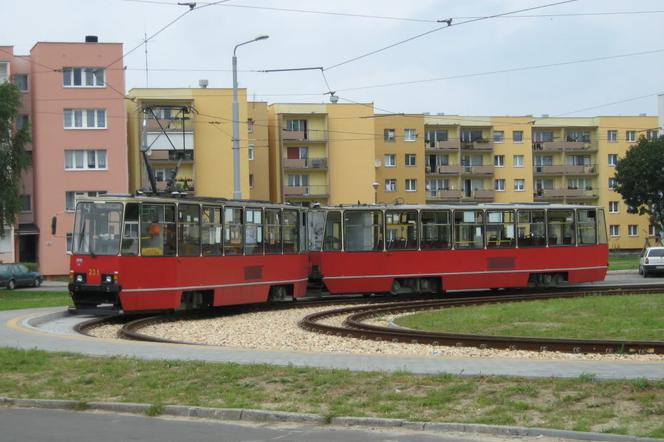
[127, 88, 266, 200]
[0, 38, 128, 275]
[267, 103, 376, 205]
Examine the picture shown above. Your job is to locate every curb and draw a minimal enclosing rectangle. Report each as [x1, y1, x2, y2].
[0, 397, 661, 442]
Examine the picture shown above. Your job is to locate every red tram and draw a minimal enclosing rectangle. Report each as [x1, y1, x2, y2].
[68, 195, 608, 314]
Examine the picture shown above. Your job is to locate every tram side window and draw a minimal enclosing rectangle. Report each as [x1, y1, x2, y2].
[245, 208, 264, 255]
[597, 209, 608, 244]
[283, 210, 299, 253]
[454, 210, 484, 249]
[140, 203, 176, 256]
[201, 206, 222, 256]
[178, 204, 201, 256]
[344, 210, 383, 252]
[323, 211, 342, 251]
[264, 209, 281, 254]
[577, 209, 597, 245]
[420, 210, 451, 250]
[547, 209, 575, 246]
[386, 210, 418, 250]
[517, 210, 546, 247]
[224, 207, 243, 255]
[121, 203, 139, 256]
[486, 210, 515, 248]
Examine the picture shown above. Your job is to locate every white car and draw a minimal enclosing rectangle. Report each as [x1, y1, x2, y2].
[639, 247, 664, 277]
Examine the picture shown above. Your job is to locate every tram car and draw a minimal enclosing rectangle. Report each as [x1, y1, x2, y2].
[68, 195, 608, 314]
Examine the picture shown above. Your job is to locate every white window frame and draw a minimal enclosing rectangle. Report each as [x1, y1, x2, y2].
[64, 149, 108, 170]
[608, 201, 619, 213]
[513, 179, 525, 191]
[607, 130, 618, 142]
[66, 233, 73, 253]
[287, 174, 308, 187]
[405, 153, 416, 167]
[494, 155, 504, 167]
[513, 130, 524, 143]
[384, 154, 396, 167]
[384, 129, 396, 142]
[248, 144, 254, 161]
[626, 131, 636, 142]
[0, 62, 9, 84]
[405, 179, 417, 192]
[62, 67, 106, 88]
[13, 73, 28, 92]
[385, 179, 396, 192]
[404, 129, 417, 142]
[609, 225, 620, 237]
[513, 155, 524, 168]
[608, 154, 618, 167]
[493, 131, 504, 143]
[65, 191, 106, 211]
[494, 179, 505, 191]
[628, 225, 638, 236]
[19, 194, 32, 213]
[64, 108, 107, 129]
[608, 177, 617, 189]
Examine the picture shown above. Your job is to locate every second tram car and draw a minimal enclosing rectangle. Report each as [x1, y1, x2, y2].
[68, 196, 608, 314]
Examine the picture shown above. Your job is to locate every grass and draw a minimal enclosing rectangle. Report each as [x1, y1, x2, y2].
[608, 254, 640, 270]
[394, 294, 664, 341]
[0, 347, 662, 438]
[0, 290, 70, 311]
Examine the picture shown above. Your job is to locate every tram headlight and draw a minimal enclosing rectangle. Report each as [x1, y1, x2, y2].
[75, 273, 85, 283]
[102, 274, 113, 284]
[101, 272, 119, 284]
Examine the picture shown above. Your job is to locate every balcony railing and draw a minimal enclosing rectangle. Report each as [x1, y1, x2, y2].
[426, 164, 462, 175]
[532, 141, 596, 152]
[284, 185, 329, 197]
[534, 188, 598, 200]
[427, 189, 462, 201]
[462, 189, 495, 201]
[282, 129, 328, 142]
[283, 158, 328, 170]
[460, 139, 493, 151]
[425, 140, 460, 150]
[461, 165, 495, 175]
[533, 164, 597, 175]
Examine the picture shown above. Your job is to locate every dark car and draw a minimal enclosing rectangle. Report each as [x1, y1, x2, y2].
[0, 263, 43, 289]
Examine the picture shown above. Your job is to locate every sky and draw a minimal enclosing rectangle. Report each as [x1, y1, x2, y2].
[2, 0, 664, 117]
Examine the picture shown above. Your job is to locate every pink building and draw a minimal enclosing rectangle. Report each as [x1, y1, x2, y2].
[0, 37, 128, 275]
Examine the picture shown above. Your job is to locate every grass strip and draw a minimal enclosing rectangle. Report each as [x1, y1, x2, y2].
[0, 348, 662, 438]
[0, 290, 70, 311]
[394, 294, 664, 341]
[608, 255, 639, 270]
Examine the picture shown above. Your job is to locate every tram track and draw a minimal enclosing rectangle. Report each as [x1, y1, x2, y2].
[75, 284, 664, 355]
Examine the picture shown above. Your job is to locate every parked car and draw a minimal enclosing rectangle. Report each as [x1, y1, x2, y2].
[0, 263, 43, 289]
[639, 247, 664, 277]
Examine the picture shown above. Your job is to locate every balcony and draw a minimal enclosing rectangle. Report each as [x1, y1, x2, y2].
[284, 185, 329, 198]
[427, 164, 462, 175]
[534, 188, 598, 201]
[532, 141, 596, 152]
[427, 189, 462, 202]
[533, 164, 597, 175]
[282, 129, 328, 142]
[533, 165, 566, 175]
[283, 158, 328, 170]
[461, 165, 494, 176]
[462, 189, 495, 202]
[564, 188, 599, 200]
[425, 140, 460, 151]
[460, 139, 493, 151]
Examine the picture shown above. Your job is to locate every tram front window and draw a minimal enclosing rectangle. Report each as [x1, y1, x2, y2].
[73, 202, 123, 255]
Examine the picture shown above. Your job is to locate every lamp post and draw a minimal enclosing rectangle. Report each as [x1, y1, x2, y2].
[232, 35, 269, 200]
[372, 182, 379, 204]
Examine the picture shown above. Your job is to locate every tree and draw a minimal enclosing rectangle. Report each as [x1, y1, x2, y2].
[614, 136, 664, 239]
[0, 81, 31, 235]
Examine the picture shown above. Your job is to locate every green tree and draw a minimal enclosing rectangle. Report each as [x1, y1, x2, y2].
[614, 136, 664, 237]
[0, 81, 31, 235]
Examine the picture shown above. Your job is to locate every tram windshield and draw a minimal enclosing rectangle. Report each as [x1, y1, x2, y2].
[73, 202, 123, 255]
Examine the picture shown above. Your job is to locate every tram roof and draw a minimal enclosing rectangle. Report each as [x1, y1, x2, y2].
[325, 203, 601, 210]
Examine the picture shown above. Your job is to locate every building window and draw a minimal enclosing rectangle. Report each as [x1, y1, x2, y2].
[248, 144, 254, 160]
[608, 154, 618, 166]
[13, 74, 28, 91]
[404, 129, 417, 142]
[425, 129, 448, 147]
[533, 131, 554, 142]
[19, 195, 31, 212]
[647, 130, 658, 140]
[626, 131, 636, 142]
[16, 114, 29, 131]
[607, 130, 618, 142]
[384, 129, 395, 142]
[514, 179, 525, 191]
[65, 150, 107, 170]
[513, 155, 524, 167]
[384, 154, 396, 167]
[287, 174, 308, 187]
[609, 225, 620, 237]
[64, 108, 106, 129]
[0, 62, 9, 83]
[608, 177, 617, 189]
[65, 191, 106, 211]
[66, 233, 73, 253]
[385, 179, 396, 192]
[494, 155, 504, 167]
[286, 119, 306, 132]
[405, 153, 416, 166]
[405, 179, 417, 191]
[155, 168, 176, 182]
[513, 130, 523, 143]
[609, 201, 619, 213]
[493, 131, 504, 143]
[494, 179, 505, 191]
[628, 225, 638, 236]
[247, 118, 254, 133]
[62, 67, 105, 87]
[249, 174, 254, 189]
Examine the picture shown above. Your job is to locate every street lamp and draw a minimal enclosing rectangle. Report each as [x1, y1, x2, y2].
[232, 35, 269, 200]
[372, 182, 379, 204]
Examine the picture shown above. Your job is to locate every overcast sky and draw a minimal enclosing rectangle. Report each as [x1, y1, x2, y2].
[3, 0, 664, 117]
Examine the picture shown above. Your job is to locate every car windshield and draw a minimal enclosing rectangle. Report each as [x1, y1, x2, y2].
[73, 202, 123, 255]
[648, 248, 664, 257]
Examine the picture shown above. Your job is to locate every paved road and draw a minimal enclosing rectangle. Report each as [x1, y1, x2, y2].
[0, 408, 530, 442]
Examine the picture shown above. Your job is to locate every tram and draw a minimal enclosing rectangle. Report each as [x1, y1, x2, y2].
[68, 195, 608, 313]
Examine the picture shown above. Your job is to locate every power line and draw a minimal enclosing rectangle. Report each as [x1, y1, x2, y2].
[324, 0, 578, 71]
[554, 91, 664, 117]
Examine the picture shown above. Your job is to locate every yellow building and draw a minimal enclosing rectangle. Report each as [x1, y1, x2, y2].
[127, 88, 255, 199]
[247, 101, 270, 201]
[267, 103, 376, 205]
